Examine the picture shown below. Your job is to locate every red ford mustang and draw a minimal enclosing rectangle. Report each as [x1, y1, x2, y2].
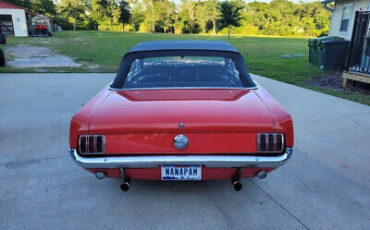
[69, 40, 294, 191]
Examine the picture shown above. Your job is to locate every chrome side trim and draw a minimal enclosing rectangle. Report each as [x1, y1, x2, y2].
[69, 148, 293, 169]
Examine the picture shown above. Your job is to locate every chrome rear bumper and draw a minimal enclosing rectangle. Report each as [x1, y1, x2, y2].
[69, 148, 293, 168]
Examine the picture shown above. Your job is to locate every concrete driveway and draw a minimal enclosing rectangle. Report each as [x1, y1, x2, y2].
[0, 73, 369, 230]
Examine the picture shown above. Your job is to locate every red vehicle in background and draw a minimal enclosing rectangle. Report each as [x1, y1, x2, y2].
[69, 41, 294, 192]
[32, 23, 52, 37]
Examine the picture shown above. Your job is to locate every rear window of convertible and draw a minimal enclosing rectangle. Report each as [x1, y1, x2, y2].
[122, 56, 244, 89]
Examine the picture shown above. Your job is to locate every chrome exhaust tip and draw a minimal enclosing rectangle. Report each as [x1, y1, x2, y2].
[232, 181, 242, 191]
[120, 181, 130, 192]
[256, 171, 268, 179]
[95, 171, 106, 180]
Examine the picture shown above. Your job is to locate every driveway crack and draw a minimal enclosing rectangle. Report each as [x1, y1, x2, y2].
[249, 178, 311, 230]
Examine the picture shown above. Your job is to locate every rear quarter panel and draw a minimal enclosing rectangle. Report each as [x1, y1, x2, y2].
[69, 85, 111, 148]
[254, 86, 294, 147]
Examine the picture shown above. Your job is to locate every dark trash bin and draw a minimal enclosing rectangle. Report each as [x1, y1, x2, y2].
[317, 36, 345, 68]
[308, 38, 319, 65]
[319, 39, 350, 71]
[309, 36, 347, 68]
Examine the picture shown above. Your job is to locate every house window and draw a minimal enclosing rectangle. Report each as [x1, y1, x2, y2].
[339, 3, 353, 33]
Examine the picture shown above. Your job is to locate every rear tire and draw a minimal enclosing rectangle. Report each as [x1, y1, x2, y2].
[0, 34, 6, 44]
[0, 49, 5, 67]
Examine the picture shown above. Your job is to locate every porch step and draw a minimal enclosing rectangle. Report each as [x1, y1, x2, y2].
[342, 71, 370, 88]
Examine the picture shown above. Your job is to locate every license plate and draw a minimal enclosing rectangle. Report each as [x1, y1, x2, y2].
[161, 165, 201, 180]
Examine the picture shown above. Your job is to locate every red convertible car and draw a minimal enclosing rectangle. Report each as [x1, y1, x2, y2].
[69, 41, 294, 192]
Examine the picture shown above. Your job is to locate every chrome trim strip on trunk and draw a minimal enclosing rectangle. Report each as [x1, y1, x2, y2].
[108, 82, 258, 91]
[69, 148, 293, 169]
[109, 86, 258, 91]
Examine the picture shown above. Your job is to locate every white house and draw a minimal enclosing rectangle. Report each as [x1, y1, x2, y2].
[322, 0, 370, 86]
[0, 0, 30, 37]
[323, 0, 370, 40]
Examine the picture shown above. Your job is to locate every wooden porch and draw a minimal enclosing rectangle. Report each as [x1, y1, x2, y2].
[343, 11, 370, 88]
[342, 71, 370, 88]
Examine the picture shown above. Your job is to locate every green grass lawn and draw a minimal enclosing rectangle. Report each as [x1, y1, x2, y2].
[1, 31, 369, 105]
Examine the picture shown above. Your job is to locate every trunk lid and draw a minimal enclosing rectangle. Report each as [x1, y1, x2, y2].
[89, 89, 275, 154]
[89, 89, 274, 134]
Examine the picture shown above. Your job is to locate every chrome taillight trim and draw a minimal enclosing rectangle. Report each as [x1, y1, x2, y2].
[78, 135, 106, 154]
[257, 133, 284, 153]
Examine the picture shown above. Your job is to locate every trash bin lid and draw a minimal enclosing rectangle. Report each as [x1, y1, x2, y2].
[320, 40, 350, 50]
[318, 36, 346, 47]
[321, 39, 349, 44]
[308, 38, 320, 47]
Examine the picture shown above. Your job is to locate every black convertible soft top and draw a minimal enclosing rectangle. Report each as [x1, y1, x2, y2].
[128, 40, 238, 53]
[111, 40, 256, 89]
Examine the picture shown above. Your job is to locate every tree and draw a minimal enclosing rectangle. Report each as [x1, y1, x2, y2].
[119, 0, 131, 32]
[90, 0, 112, 27]
[196, 0, 221, 34]
[47, 0, 331, 37]
[4, 0, 32, 9]
[129, 0, 145, 31]
[59, 0, 86, 30]
[181, 0, 197, 34]
[143, 0, 159, 32]
[5, 0, 56, 17]
[162, 0, 176, 33]
[220, 0, 243, 39]
[32, 0, 56, 17]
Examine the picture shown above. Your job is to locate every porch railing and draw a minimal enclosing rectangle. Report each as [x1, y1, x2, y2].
[346, 11, 370, 75]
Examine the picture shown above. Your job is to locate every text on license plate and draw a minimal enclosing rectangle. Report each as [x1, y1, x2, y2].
[161, 165, 201, 180]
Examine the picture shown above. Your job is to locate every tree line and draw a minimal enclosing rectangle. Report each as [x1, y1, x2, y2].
[5, 0, 331, 37]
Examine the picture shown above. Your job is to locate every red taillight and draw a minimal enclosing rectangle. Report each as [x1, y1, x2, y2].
[96, 136, 103, 152]
[257, 133, 284, 153]
[79, 135, 105, 154]
[80, 136, 87, 153]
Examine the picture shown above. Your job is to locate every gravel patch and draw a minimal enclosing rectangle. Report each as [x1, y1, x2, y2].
[5, 45, 81, 68]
